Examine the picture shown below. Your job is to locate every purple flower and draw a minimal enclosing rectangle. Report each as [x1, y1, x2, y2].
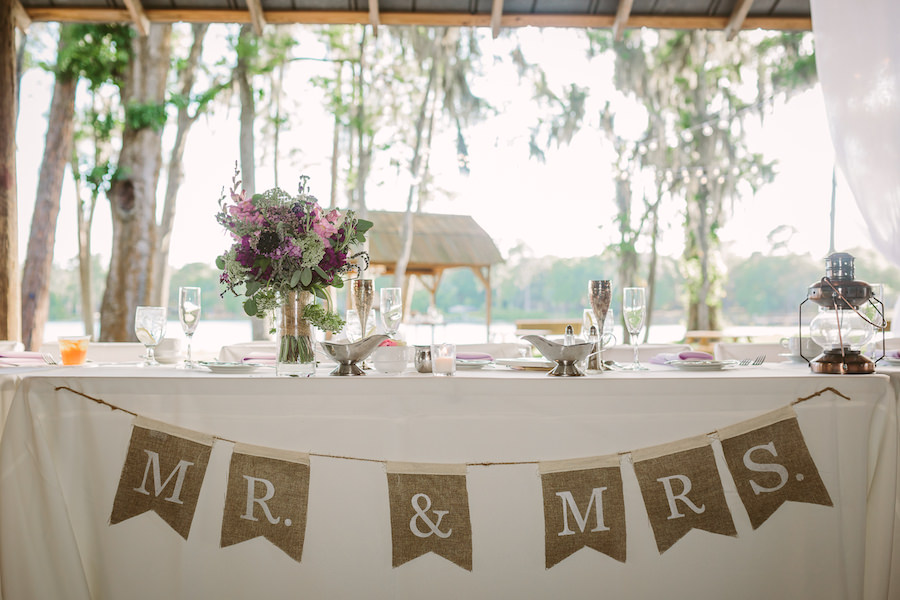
[235, 237, 256, 268]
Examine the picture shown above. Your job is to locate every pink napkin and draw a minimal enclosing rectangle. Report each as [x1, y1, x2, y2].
[242, 353, 276, 365]
[887, 350, 900, 359]
[649, 351, 714, 365]
[0, 351, 48, 367]
[457, 352, 492, 361]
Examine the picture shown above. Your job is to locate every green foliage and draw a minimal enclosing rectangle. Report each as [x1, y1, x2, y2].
[124, 100, 168, 132]
[54, 24, 133, 87]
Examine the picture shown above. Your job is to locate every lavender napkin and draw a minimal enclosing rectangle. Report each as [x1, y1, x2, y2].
[0, 351, 48, 366]
[241, 353, 276, 365]
[456, 352, 492, 361]
[649, 351, 714, 365]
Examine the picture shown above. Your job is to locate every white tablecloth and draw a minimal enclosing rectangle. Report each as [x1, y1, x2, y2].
[0, 364, 897, 599]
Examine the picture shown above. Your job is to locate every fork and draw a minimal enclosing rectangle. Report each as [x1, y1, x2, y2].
[738, 355, 766, 366]
[41, 352, 58, 365]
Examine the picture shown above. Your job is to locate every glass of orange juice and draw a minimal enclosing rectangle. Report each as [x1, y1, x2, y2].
[58, 335, 90, 366]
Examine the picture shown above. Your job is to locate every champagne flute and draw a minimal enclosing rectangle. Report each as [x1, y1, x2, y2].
[134, 306, 167, 366]
[179, 287, 201, 368]
[380, 287, 403, 338]
[589, 280, 612, 369]
[353, 279, 375, 340]
[622, 287, 647, 370]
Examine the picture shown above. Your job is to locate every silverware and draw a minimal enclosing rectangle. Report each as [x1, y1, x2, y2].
[738, 355, 766, 366]
[41, 352, 58, 365]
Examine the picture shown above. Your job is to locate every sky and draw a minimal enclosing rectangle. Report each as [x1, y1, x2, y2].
[13, 26, 875, 273]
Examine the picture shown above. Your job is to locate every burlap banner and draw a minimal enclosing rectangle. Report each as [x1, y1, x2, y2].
[718, 406, 833, 530]
[110, 416, 214, 539]
[221, 443, 311, 563]
[539, 455, 626, 568]
[632, 435, 737, 554]
[386, 462, 472, 571]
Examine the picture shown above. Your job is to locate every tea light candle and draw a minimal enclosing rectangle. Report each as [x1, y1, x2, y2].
[433, 356, 455, 375]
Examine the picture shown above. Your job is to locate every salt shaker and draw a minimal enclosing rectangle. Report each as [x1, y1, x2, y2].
[586, 325, 602, 374]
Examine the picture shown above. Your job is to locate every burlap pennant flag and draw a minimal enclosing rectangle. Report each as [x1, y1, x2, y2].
[539, 455, 626, 567]
[110, 416, 213, 539]
[632, 435, 736, 554]
[386, 462, 472, 571]
[718, 405, 833, 530]
[221, 443, 311, 563]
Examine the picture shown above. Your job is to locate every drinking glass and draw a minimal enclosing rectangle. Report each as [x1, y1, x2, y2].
[345, 308, 376, 343]
[134, 306, 167, 366]
[179, 287, 201, 368]
[380, 287, 403, 337]
[622, 287, 647, 370]
[352, 279, 375, 340]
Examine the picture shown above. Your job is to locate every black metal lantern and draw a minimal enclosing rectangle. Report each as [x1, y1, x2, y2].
[800, 252, 885, 374]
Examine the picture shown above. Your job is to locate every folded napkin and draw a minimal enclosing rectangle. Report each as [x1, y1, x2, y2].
[456, 352, 492, 361]
[887, 350, 900, 359]
[0, 351, 48, 367]
[241, 353, 276, 365]
[649, 351, 714, 365]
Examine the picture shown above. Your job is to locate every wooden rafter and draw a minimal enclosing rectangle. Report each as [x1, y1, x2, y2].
[724, 0, 754, 40]
[19, 9, 812, 32]
[612, 0, 634, 41]
[368, 0, 380, 33]
[490, 0, 504, 39]
[122, 0, 150, 36]
[246, 0, 267, 35]
[12, 0, 31, 32]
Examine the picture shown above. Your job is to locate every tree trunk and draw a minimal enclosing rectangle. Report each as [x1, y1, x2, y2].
[15, 31, 25, 126]
[0, 1, 19, 342]
[71, 162, 97, 339]
[151, 23, 208, 308]
[21, 30, 77, 350]
[393, 55, 437, 290]
[354, 27, 369, 213]
[99, 24, 171, 341]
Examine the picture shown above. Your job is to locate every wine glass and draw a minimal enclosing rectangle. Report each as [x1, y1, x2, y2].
[622, 287, 647, 370]
[134, 306, 167, 366]
[178, 287, 201, 368]
[353, 279, 375, 340]
[380, 287, 403, 338]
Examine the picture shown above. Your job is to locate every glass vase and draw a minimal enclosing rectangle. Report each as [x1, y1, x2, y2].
[276, 290, 317, 377]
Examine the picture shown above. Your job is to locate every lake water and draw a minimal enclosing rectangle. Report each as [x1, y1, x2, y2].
[43, 319, 796, 357]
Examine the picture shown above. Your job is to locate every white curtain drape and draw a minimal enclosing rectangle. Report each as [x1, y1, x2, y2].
[811, 0, 900, 262]
[810, 0, 900, 324]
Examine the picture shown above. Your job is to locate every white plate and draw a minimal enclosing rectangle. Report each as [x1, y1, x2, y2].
[495, 357, 554, 371]
[199, 361, 265, 374]
[665, 359, 736, 371]
[456, 359, 492, 370]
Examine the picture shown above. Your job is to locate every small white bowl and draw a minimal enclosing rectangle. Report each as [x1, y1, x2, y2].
[372, 345, 410, 374]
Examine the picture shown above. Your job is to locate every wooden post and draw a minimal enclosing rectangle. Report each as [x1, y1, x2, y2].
[0, 0, 19, 342]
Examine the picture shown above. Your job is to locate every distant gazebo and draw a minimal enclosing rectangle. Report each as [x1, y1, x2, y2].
[364, 211, 503, 338]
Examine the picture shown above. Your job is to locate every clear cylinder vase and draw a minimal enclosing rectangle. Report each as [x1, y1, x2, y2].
[276, 290, 317, 377]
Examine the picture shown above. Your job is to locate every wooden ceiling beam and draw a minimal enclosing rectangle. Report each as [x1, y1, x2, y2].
[724, 0, 754, 40]
[612, 0, 634, 41]
[246, 0, 267, 35]
[12, 0, 31, 32]
[490, 0, 504, 39]
[122, 0, 150, 36]
[20, 9, 812, 32]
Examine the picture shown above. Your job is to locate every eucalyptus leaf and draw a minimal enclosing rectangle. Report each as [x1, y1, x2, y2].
[243, 298, 258, 316]
[245, 280, 261, 296]
[290, 270, 302, 287]
[301, 268, 312, 287]
[313, 265, 328, 279]
[215, 256, 225, 270]
[356, 218, 374, 233]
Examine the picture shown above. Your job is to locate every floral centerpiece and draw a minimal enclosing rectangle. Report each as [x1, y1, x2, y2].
[216, 167, 372, 375]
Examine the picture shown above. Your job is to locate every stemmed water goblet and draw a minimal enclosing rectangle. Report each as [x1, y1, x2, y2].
[134, 306, 167, 366]
[178, 287, 201, 368]
[622, 287, 648, 370]
[380, 287, 403, 338]
[353, 279, 375, 340]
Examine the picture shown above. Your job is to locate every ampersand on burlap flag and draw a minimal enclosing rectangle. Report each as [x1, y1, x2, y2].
[110, 416, 213, 539]
[386, 462, 472, 571]
[718, 405, 832, 530]
[221, 443, 310, 563]
[632, 434, 737, 554]
[539, 455, 626, 567]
